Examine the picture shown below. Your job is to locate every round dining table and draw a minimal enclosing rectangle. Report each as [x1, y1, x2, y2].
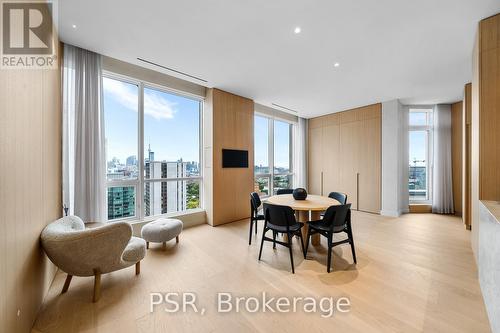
[265, 194, 340, 246]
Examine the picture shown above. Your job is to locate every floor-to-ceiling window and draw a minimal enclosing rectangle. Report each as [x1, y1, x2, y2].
[103, 77, 139, 220]
[254, 115, 294, 197]
[103, 75, 202, 221]
[408, 108, 433, 202]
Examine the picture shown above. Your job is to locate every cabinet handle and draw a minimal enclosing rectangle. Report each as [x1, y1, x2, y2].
[356, 172, 360, 211]
[320, 171, 324, 196]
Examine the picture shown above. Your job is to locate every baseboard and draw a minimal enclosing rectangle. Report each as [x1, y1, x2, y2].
[380, 209, 402, 217]
[409, 204, 432, 213]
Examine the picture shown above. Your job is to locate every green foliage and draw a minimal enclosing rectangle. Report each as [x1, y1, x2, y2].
[186, 182, 200, 209]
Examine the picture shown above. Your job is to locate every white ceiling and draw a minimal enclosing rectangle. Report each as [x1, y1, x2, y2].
[58, 0, 500, 118]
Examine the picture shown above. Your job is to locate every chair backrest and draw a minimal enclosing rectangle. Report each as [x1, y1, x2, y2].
[276, 188, 294, 195]
[322, 204, 351, 231]
[250, 192, 261, 215]
[263, 203, 296, 228]
[328, 191, 348, 205]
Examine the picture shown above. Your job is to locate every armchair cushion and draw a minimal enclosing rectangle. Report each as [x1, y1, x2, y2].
[123, 236, 147, 262]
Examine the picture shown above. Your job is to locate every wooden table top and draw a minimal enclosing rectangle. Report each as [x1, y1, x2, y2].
[265, 194, 340, 211]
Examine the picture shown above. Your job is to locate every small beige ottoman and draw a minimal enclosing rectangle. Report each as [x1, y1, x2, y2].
[141, 218, 183, 249]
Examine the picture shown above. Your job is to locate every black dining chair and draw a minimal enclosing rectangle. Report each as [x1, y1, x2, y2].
[305, 204, 356, 273]
[276, 188, 294, 195]
[249, 192, 265, 245]
[320, 191, 348, 218]
[328, 191, 348, 204]
[258, 203, 306, 273]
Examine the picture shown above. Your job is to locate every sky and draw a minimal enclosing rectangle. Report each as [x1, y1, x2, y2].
[103, 77, 200, 164]
[409, 131, 427, 166]
[254, 115, 291, 171]
[104, 76, 291, 169]
[408, 111, 430, 167]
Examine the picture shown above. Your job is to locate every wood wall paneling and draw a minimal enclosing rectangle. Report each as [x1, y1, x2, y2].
[479, 15, 500, 201]
[464, 83, 472, 229]
[308, 103, 381, 213]
[451, 101, 463, 216]
[0, 51, 62, 331]
[211, 89, 254, 226]
[471, 30, 480, 257]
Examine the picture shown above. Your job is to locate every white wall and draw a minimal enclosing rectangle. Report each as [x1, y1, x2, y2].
[381, 100, 409, 216]
[478, 202, 500, 333]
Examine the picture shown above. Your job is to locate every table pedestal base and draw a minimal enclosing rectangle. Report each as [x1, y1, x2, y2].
[284, 211, 321, 247]
[298, 211, 320, 246]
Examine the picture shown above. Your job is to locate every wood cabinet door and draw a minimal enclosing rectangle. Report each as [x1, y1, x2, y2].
[308, 126, 323, 195]
[322, 124, 341, 197]
[357, 116, 381, 213]
[339, 121, 360, 209]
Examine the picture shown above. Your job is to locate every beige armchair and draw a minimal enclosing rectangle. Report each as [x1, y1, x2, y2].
[41, 216, 146, 302]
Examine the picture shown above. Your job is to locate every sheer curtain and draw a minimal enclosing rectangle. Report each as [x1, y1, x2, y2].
[432, 104, 454, 214]
[294, 117, 308, 189]
[62, 44, 106, 222]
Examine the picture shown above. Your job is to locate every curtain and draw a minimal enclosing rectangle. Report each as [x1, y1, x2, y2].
[432, 104, 454, 214]
[295, 117, 308, 189]
[62, 44, 106, 222]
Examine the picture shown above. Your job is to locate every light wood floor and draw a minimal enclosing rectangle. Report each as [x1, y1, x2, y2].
[33, 212, 490, 333]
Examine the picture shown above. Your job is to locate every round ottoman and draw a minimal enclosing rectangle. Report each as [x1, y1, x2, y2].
[141, 218, 183, 249]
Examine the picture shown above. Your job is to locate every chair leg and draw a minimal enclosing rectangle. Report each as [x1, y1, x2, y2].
[258, 228, 266, 260]
[304, 227, 311, 258]
[255, 219, 258, 234]
[93, 269, 101, 302]
[272, 231, 277, 249]
[298, 232, 306, 259]
[146, 241, 149, 249]
[347, 228, 357, 264]
[287, 234, 295, 274]
[176, 235, 179, 243]
[61, 274, 72, 294]
[327, 236, 333, 273]
[248, 219, 254, 245]
[135, 261, 141, 275]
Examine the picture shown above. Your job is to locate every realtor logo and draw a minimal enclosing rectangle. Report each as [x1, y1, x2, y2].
[1, 0, 57, 69]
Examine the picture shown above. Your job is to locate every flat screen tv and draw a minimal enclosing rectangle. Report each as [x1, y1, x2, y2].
[222, 149, 248, 168]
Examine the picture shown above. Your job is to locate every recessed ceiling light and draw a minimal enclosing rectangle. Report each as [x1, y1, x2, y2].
[334, 62, 340, 67]
[72, 24, 77, 29]
[294, 26, 301, 34]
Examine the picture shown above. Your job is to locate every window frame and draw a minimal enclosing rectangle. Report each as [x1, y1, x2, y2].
[408, 107, 433, 204]
[254, 113, 295, 197]
[103, 71, 204, 222]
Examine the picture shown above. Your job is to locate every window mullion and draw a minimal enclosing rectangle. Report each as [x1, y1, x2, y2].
[138, 82, 145, 220]
[269, 118, 274, 195]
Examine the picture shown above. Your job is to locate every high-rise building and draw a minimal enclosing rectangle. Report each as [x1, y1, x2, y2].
[126, 155, 137, 166]
[107, 186, 135, 220]
[144, 147, 188, 216]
